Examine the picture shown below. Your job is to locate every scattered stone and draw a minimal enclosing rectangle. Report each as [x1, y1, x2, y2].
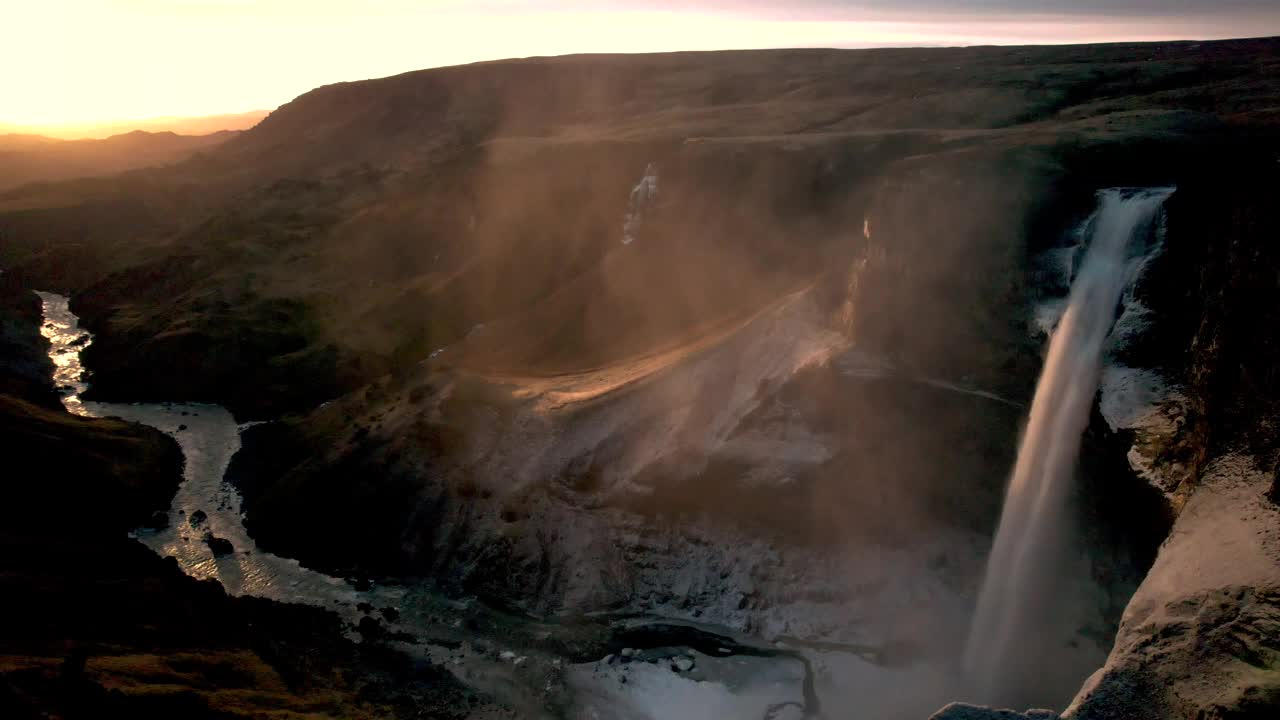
[380, 606, 400, 622]
[357, 602, 374, 614]
[189, 509, 208, 526]
[603, 654, 615, 665]
[176, 424, 188, 432]
[499, 650, 517, 661]
[620, 648, 636, 658]
[673, 656, 695, 672]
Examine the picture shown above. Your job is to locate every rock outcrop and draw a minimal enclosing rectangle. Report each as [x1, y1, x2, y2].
[954, 150, 1280, 720]
[1056, 162, 1280, 720]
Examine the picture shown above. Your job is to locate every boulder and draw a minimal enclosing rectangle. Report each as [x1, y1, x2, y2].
[204, 534, 234, 557]
[356, 615, 384, 640]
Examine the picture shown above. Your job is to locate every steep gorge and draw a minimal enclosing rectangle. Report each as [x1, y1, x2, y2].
[0, 39, 1278, 719]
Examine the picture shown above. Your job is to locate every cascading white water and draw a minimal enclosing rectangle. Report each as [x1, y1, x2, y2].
[963, 187, 1174, 707]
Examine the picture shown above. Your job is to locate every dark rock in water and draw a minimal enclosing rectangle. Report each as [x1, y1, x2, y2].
[928, 703, 1059, 720]
[189, 509, 208, 526]
[356, 602, 374, 614]
[61, 648, 88, 682]
[356, 615, 384, 640]
[204, 534, 235, 557]
[380, 606, 400, 622]
[142, 510, 169, 530]
[176, 424, 187, 432]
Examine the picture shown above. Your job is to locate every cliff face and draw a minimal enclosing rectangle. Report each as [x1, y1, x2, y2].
[0, 290, 485, 718]
[0, 39, 1277, 718]
[2, 39, 1276, 419]
[938, 148, 1280, 720]
[219, 141, 1174, 718]
[0, 282, 59, 406]
[0, 280, 186, 530]
[1057, 160, 1280, 720]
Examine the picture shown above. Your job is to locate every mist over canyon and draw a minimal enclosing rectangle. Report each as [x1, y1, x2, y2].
[1, 36, 1279, 720]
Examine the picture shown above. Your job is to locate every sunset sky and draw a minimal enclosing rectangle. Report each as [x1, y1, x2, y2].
[6, 1, 1279, 137]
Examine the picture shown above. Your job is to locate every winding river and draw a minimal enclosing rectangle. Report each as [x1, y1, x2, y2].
[35, 290, 844, 720]
[37, 291, 407, 611]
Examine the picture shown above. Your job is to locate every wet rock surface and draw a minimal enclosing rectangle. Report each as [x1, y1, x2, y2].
[1051, 164, 1280, 720]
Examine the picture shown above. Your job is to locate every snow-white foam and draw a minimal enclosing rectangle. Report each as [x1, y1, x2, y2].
[965, 188, 1174, 708]
[623, 163, 659, 245]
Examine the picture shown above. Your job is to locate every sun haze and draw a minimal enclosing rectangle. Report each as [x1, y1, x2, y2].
[6, 0, 1278, 136]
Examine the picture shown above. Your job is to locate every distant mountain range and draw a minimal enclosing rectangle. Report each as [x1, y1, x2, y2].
[0, 128, 242, 192]
[0, 110, 269, 140]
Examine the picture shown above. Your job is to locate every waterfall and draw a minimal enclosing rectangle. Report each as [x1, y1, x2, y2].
[963, 187, 1174, 706]
[622, 162, 658, 244]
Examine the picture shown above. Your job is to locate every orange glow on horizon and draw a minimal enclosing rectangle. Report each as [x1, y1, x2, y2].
[6, 1, 1278, 135]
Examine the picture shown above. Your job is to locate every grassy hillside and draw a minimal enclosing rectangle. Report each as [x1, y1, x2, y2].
[2, 40, 1274, 417]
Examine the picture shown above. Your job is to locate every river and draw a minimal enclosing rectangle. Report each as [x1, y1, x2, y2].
[35, 289, 850, 720]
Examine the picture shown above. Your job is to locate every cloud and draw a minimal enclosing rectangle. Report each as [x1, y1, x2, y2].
[762, 0, 1278, 16]
[458, 0, 1280, 22]
[693, 0, 1273, 16]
